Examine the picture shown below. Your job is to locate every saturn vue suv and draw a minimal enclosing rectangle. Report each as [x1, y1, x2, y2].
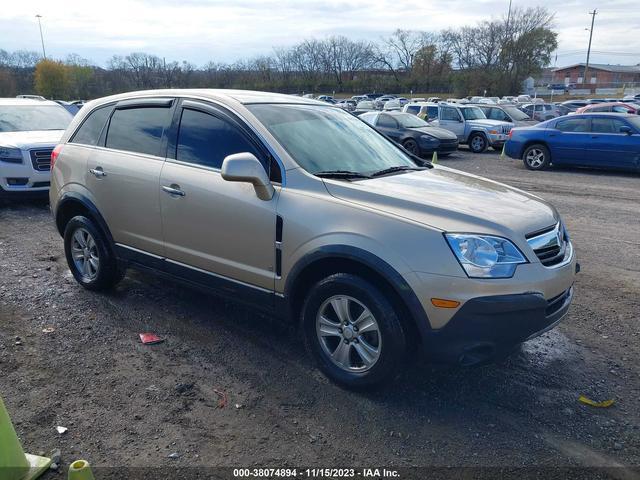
[49, 90, 577, 388]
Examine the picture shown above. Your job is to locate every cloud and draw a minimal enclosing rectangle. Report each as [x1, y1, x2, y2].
[1, 0, 638, 67]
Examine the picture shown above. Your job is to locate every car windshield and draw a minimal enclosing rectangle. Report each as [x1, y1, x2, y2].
[395, 113, 429, 128]
[248, 104, 416, 176]
[0, 105, 73, 132]
[502, 107, 530, 120]
[460, 107, 486, 120]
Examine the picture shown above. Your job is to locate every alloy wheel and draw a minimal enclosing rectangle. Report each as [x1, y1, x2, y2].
[525, 148, 545, 168]
[316, 295, 382, 372]
[70, 227, 100, 281]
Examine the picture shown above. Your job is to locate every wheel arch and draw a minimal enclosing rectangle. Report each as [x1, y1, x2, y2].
[284, 245, 431, 344]
[521, 140, 551, 160]
[55, 192, 114, 245]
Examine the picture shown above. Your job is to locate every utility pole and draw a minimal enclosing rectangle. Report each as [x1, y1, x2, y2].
[584, 9, 597, 87]
[35, 14, 46, 59]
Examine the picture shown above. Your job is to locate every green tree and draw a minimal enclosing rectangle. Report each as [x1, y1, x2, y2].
[34, 60, 70, 99]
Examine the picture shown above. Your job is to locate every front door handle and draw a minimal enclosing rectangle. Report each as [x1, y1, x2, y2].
[162, 185, 186, 197]
[89, 167, 106, 178]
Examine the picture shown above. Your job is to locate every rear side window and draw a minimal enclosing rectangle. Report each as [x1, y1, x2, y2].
[70, 106, 111, 146]
[441, 107, 460, 121]
[427, 106, 439, 119]
[176, 108, 261, 170]
[556, 118, 589, 132]
[106, 107, 172, 156]
[405, 105, 419, 114]
[377, 114, 397, 128]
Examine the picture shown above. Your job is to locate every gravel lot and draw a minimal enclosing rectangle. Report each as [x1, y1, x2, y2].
[1, 149, 639, 479]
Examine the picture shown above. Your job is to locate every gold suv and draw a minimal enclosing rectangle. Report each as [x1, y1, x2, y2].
[50, 90, 577, 388]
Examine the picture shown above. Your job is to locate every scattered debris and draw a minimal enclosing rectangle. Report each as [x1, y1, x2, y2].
[175, 383, 195, 395]
[167, 452, 181, 459]
[213, 389, 228, 409]
[42, 327, 55, 334]
[578, 395, 615, 408]
[234, 403, 244, 409]
[138, 333, 164, 345]
[50, 448, 61, 465]
[56, 426, 68, 434]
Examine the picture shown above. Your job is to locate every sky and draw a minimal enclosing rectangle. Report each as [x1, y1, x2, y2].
[1, 0, 639, 68]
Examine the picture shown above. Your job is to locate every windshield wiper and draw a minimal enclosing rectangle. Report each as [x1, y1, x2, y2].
[314, 170, 371, 180]
[370, 165, 424, 177]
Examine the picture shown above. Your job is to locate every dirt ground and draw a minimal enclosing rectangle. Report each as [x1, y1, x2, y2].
[1, 150, 639, 479]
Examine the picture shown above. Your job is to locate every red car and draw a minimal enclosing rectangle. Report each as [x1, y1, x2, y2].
[576, 102, 639, 115]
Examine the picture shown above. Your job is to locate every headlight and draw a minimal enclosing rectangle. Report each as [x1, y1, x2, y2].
[0, 147, 23, 164]
[488, 130, 499, 135]
[419, 135, 438, 143]
[445, 233, 527, 278]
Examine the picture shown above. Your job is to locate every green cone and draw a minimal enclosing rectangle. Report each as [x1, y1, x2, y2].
[0, 395, 51, 480]
[68, 460, 95, 480]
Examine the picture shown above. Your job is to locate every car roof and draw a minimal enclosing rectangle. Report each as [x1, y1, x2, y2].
[584, 102, 633, 108]
[563, 112, 637, 118]
[84, 89, 326, 107]
[0, 98, 62, 107]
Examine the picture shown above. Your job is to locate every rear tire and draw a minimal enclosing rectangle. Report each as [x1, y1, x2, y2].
[301, 273, 406, 389]
[523, 144, 551, 170]
[64, 215, 125, 291]
[468, 133, 488, 153]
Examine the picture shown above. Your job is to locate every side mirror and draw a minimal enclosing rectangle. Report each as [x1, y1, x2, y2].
[221, 152, 275, 201]
[619, 126, 633, 135]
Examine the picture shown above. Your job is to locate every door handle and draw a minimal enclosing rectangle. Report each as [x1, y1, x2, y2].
[89, 167, 106, 178]
[162, 185, 186, 197]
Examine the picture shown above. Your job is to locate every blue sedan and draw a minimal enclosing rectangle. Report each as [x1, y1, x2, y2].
[504, 113, 640, 171]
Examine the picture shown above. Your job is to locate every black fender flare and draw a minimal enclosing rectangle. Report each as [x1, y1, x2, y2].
[284, 245, 432, 339]
[55, 192, 114, 245]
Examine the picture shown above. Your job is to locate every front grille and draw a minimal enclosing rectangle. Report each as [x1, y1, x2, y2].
[29, 148, 53, 171]
[440, 138, 459, 145]
[526, 222, 569, 267]
[501, 125, 512, 135]
[545, 287, 572, 317]
[32, 181, 50, 188]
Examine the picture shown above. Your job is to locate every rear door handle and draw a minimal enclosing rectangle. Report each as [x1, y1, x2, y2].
[162, 185, 185, 197]
[89, 167, 106, 178]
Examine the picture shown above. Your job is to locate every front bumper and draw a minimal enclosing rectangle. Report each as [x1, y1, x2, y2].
[423, 286, 573, 365]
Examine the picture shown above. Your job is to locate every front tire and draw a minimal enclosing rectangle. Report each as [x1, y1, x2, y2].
[402, 139, 419, 156]
[64, 215, 125, 291]
[468, 133, 488, 153]
[523, 144, 551, 170]
[302, 273, 406, 389]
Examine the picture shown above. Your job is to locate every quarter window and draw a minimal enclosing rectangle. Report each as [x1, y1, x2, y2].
[105, 107, 172, 156]
[176, 108, 261, 170]
[70, 106, 111, 146]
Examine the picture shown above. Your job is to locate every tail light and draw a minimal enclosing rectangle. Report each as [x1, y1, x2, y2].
[508, 129, 513, 139]
[51, 144, 63, 170]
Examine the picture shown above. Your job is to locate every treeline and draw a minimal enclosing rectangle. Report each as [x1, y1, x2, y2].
[0, 7, 556, 99]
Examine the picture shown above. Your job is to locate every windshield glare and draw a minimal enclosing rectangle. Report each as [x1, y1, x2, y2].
[396, 114, 429, 128]
[460, 107, 486, 120]
[0, 105, 73, 132]
[248, 104, 416, 175]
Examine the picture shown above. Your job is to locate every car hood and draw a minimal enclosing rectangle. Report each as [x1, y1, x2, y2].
[514, 119, 539, 127]
[466, 119, 513, 128]
[408, 126, 458, 140]
[324, 166, 558, 238]
[0, 130, 65, 149]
